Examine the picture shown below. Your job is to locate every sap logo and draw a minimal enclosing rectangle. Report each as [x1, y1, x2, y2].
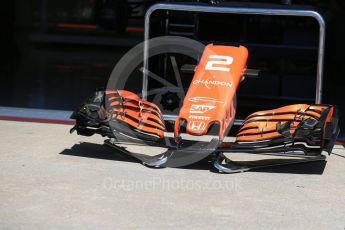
[188, 115, 211, 121]
[188, 121, 206, 131]
[190, 104, 216, 114]
[188, 97, 224, 104]
[192, 77, 232, 89]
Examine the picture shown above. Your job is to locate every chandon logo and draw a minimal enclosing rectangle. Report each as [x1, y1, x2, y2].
[190, 104, 216, 114]
[192, 77, 232, 89]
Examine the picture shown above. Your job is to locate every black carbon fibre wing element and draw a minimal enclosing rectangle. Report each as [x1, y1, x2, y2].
[105, 138, 219, 168]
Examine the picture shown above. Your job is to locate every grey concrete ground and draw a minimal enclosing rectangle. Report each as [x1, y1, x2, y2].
[0, 120, 344, 230]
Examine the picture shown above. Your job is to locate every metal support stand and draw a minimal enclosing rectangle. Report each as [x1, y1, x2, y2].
[143, 3, 326, 119]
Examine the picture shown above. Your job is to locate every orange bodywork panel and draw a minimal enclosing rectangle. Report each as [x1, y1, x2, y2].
[236, 104, 334, 142]
[174, 44, 248, 141]
[105, 90, 165, 139]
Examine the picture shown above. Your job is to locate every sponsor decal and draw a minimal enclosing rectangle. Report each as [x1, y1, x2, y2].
[188, 97, 224, 104]
[188, 115, 211, 121]
[192, 77, 232, 89]
[190, 104, 216, 114]
[188, 121, 206, 131]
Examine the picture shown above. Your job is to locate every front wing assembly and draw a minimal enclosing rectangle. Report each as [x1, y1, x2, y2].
[70, 89, 339, 173]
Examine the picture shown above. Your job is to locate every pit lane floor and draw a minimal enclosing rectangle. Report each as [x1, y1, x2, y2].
[0, 120, 345, 230]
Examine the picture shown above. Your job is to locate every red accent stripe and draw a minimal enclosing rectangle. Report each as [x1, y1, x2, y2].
[57, 23, 97, 29]
[126, 26, 144, 32]
[0, 116, 75, 125]
[56, 23, 144, 32]
[336, 140, 345, 145]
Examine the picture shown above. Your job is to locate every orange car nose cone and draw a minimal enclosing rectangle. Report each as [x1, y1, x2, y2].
[175, 44, 248, 140]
